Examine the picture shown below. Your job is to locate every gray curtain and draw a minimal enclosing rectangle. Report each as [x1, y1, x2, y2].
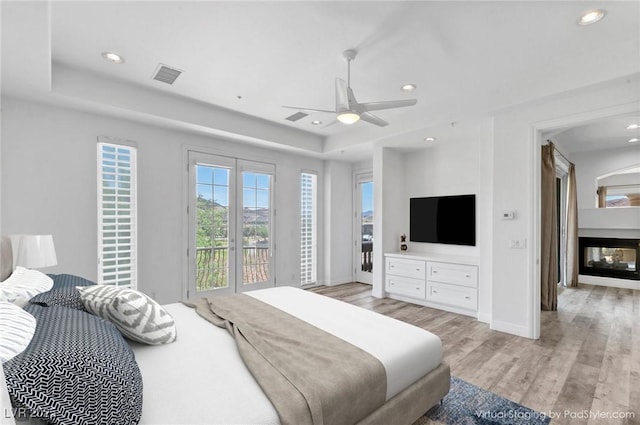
[541, 143, 557, 311]
[566, 163, 579, 287]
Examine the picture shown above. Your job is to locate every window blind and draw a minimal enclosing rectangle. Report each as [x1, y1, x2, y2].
[97, 141, 137, 288]
[300, 172, 317, 284]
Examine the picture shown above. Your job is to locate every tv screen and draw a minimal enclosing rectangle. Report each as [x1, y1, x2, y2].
[410, 194, 476, 246]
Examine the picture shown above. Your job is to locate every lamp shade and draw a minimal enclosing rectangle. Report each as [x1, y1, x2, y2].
[11, 235, 58, 269]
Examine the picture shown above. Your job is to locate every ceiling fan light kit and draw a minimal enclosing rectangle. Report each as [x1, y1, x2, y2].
[283, 49, 417, 127]
[337, 111, 360, 124]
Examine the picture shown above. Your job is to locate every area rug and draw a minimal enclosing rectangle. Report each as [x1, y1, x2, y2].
[414, 376, 551, 425]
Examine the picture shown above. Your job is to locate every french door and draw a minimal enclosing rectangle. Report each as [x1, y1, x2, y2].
[354, 173, 373, 284]
[188, 151, 275, 297]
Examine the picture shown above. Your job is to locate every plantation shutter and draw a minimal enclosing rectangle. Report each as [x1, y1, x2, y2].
[300, 171, 317, 285]
[97, 138, 137, 288]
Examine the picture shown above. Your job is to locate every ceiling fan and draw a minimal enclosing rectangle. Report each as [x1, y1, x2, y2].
[283, 49, 417, 127]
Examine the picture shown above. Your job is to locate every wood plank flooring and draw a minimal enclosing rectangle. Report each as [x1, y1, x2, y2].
[307, 283, 640, 424]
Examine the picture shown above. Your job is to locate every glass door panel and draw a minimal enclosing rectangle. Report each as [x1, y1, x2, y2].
[195, 165, 231, 292]
[355, 175, 373, 285]
[238, 161, 274, 291]
[188, 153, 274, 298]
[189, 152, 236, 297]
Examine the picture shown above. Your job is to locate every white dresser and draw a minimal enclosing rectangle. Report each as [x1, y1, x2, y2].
[385, 252, 479, 317]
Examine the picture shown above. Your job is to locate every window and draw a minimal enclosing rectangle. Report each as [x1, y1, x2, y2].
[600, 186, 640, 207]
[596, 166, 640, 208]
[97, 139, 137, 288]
[300, 172, 317, 285]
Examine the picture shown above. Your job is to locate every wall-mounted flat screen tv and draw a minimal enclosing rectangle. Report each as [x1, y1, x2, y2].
[410, 194, 476, 246]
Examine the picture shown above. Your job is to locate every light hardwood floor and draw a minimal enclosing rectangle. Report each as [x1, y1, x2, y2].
[308, 283, 639, 425]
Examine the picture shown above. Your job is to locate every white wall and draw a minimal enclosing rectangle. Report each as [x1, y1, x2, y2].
[572, 145, 640, 210]
[373, 126, 493, 322]
[323, 159, 353, 285]
[491, 73, 640, 338]
[403, 140, 480, 257]
[1, 97, 325, 304]
[372, 147, 405, 298]
[573, 145, 640, 237]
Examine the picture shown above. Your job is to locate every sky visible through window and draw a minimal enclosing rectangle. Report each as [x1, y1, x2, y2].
[196, 167, 270, 208]
[362, 181, 373, 213]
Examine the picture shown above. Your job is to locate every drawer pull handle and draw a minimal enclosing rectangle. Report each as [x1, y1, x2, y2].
[416, 268, 420, 271]
[465, 296, 471, 299]
[433, 270, 438, 274]
[465, 274, 471, 278]
[416, 287, 420, 290]
[432, 290, 438, 294]
[390, 265, 395, 268]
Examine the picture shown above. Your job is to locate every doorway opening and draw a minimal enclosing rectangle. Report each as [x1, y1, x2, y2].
[187, 151, 275, 298]
[354, 172, 373, 285]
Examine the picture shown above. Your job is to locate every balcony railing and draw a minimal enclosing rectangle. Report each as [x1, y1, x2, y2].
[196, 246, 270, 291]
[361, 241, 373, 272]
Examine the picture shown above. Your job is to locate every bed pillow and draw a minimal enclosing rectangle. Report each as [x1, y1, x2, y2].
[3, 304, 143, 424]
[0, 267, 53, 305]
[30, 273, 96, 310]
[78, 285, 177, 345]
[0, 301, 36, 363]
[0, 236, 12, 281]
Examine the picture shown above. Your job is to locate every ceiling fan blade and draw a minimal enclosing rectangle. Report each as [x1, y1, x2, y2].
[335, 78, 349, 112]
[360, 99, 417, 112]
[282, 105, 336, 114]
[359, 112, 389, 127]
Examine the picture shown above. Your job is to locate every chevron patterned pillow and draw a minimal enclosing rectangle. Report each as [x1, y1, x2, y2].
[77, 285, 177, 345]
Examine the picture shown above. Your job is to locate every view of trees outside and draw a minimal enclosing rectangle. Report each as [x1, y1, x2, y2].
[241, 172, 271, 284]
[196, 165, 230, 290]
[195, 165, 271, 291]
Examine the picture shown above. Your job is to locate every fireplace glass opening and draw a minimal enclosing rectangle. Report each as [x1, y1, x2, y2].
[579, 237, 640, 280]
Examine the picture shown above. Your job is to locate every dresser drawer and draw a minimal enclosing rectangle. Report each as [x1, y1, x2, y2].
[428, 262, 477, 288]
[386, 257, 426, 280]
[386, 275, 426, 299]
[426, 281, 477, 310]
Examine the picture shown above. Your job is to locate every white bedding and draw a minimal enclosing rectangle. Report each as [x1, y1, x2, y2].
[132, 286, 443, 425]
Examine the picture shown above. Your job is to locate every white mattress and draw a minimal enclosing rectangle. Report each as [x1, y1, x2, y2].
[133, 286, 443, 425]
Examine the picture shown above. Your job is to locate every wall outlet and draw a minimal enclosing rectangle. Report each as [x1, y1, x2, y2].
[509, 239, 527, 249]
[502, 211, 516, 220]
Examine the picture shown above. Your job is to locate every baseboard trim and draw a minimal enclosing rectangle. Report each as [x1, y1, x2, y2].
[490, 319, 532, 339]
[477, 312, 491, 324]
[578, 275, 640, 290]
[323, 277, 354, 286]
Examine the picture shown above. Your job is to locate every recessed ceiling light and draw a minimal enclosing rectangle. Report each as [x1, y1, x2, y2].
[626, 123, 640, 130]
[101, 52, 124, 64]
[577, 9, 606, 26]
[424, 137, 436, 142]
[401, 84, 416, 92]
[629, 138, 640, 143]
[311, 120, 322, 125]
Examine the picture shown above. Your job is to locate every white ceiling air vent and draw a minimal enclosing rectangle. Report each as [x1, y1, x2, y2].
[152, 64, 183, 85]
[286, 111, 308, 122]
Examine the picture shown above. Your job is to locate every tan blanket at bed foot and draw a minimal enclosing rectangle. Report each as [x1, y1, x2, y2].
[184, 294, 387, 425]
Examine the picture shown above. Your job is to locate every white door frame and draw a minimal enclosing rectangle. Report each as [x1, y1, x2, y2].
[186, 150, 275, 299]
[529, 102, 639, 339]
[354, 170, 373, 284]
[236, 159, 276, 293]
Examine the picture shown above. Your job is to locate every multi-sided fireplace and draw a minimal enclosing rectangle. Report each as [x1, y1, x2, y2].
[579, 237, 640, 281]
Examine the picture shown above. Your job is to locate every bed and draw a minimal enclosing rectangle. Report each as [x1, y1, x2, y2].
[1, 241, 450, 425]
